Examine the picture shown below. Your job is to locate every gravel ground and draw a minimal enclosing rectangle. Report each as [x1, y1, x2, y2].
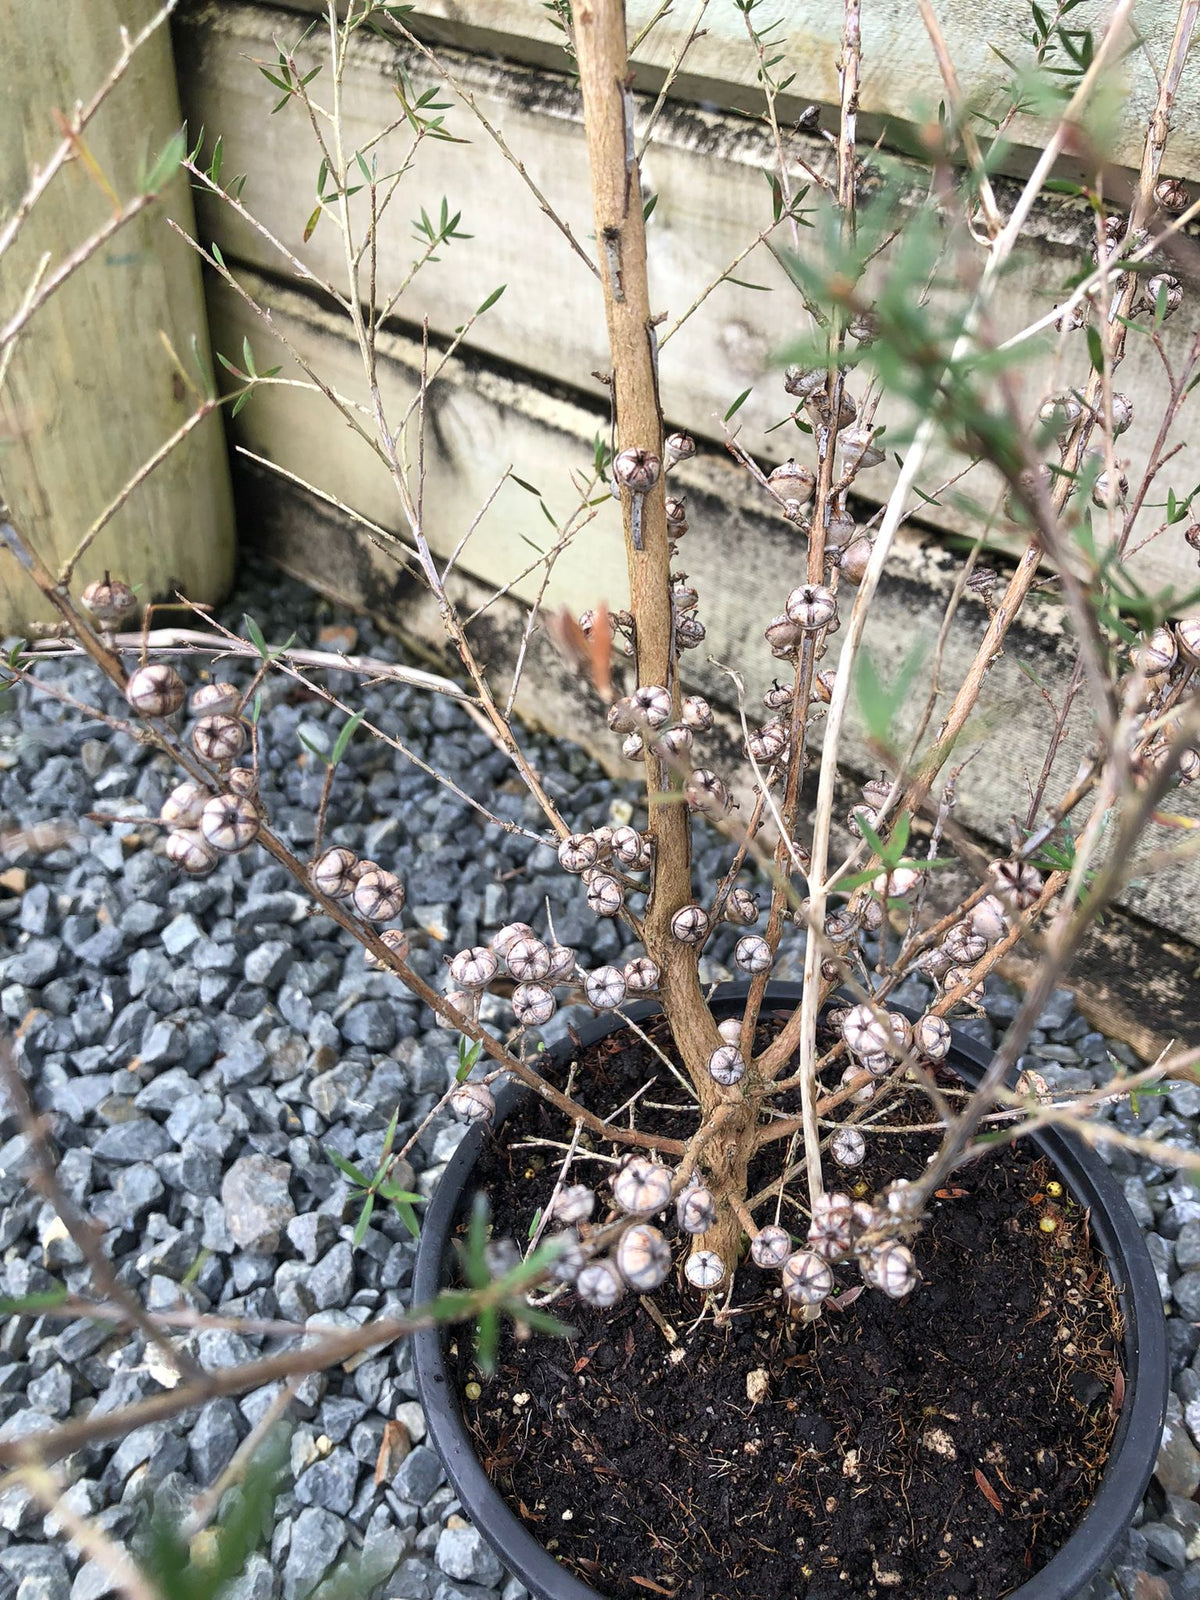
[0, 557, 1196, 1600]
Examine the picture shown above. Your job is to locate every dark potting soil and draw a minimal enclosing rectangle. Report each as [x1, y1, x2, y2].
[450, 1016, 1121, 1600]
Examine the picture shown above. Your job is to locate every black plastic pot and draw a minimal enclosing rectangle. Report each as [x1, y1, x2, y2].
[413, 983, 1167, 1600]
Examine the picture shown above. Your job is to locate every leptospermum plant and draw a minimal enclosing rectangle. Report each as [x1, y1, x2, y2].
[4, 0, 1200, 1348]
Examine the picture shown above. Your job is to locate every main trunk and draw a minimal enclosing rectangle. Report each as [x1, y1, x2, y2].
[570, 0, 724, 1096]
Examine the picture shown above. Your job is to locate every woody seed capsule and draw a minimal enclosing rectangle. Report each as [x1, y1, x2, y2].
[768, 459, 816, 505]
[914, 1013, 951, 1060]
[436, 989, 479, 1030]
[840, 1064, 875, 1104]
[310, 846, 358, 900]
[676, 616, 706, 651]
[492, 923, 535, 960]
[125, 664, 185, 718]
[613, 1157, 673, 1215]
[546, 944, 577, 982]
[765, 613, 804, 656]
[633, 685, 672, 729]
[364, 928, 410, 970]
[989, 858, 1044, 911]
[841, 1004, 891, 1057]
[611, 825, 645, 867]
[677, 1186, 717, 1235]
[1137, 625, 1177, 677]
[808, 1192, 855, 1260]
[717, 1017, 743, 1045]
[838, 426, 884, 472]
[1176, 618, 1200, 665]
[656, 724, 694, 760]
[506, 936, 552, 983]
[1141, 273, 1183, 318]
[1092, 468, 1129, 509]
[747, 720, 788, 763]
[160, 781, 207, 830]
[831, 1126, 866, 1167]
[450, 947, 499, 990]
[670, 903, 710, 944]
[513, 983, 556, 1027]
[80, 574, 136, 627]
[685, 769, 730, 816]
[685, 1250, 725, 1291]
[622, 732, 645, 761]
[782, 1250, 834, 1306]
[813, 668, 837, 703]
[862, 1241, 917, 1298]
[708, 1045, 746, 1086]
[165, 829, 217, 876]
[613, 447, 661, 493]
[577, 1261, 625, 1307]
[664, 431, 696, 467]
[449, 1082, 495, 1123]
[724, 887, 759, 925]
[624, 955, 661, 994]
[617, 1224, 673, 1291]
[968, 894, 1008, 944]
[785, 584, 837, 630]
[585, 966, 627, 1009]
[734, 935, 773, 975]
[200, 793, 260, 854]
[681, 693, 713, 730]
[1154, 176, 1190, 213]
[353, 867, 406, 922]
[783, 365, 826, 399]
[558, 833, 599, 874]
[750, 1225, 791, 1269]
[608, 698, 637, 734]
[192, 713, 248, 765]
[586, 873, 624, 918]
[227, 767, 257, 797]
[190, 681, 241, 717]
[838, 538, 873, 584]
[553, 1185, 594, 1224]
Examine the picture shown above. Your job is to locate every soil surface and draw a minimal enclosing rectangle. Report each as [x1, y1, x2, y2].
[450, 1015, 1122, 1600]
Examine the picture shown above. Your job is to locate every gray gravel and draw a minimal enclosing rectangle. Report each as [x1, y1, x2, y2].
[0, 558, 1193, 1600]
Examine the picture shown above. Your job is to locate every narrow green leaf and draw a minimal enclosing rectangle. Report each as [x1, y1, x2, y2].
[243, 613, 269, 658]
[326, 1148, 370, 1187]
[353, 1193, 376, 1245]
[477, 284, 506, 315]
[303, 204, 322, 243]
[142, 128, 186, 195]
[724, 387, 753, 421]
[331, 709, 366, 766]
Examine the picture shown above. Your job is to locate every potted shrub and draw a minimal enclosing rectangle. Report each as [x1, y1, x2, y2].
[1, 0, 1196, 1594]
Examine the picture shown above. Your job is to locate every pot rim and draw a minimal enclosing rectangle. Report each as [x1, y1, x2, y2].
[413, 981, 1167, 1600]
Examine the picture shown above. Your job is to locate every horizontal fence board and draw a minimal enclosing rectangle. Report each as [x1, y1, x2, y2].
[206, 264, 1200, 947]
[176, 1, 1200, 601]
[237, 0, 1200, 180]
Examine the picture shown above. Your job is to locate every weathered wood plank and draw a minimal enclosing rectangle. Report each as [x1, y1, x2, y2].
[245, 0, 1200, 180]
[206, 264, 1200, 945]
[0, 0, 235, 632]
[175, 2, 1200, 600]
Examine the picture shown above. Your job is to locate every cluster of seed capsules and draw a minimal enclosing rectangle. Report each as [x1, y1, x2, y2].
[438, 896, 776, 1086]
[116, 657, 264, 878]
[452, 1148, 919, 1310]
[1131, 618, 1200, 786]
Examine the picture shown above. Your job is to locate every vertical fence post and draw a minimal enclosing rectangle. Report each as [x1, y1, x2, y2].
[0, 0, 235, 631]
